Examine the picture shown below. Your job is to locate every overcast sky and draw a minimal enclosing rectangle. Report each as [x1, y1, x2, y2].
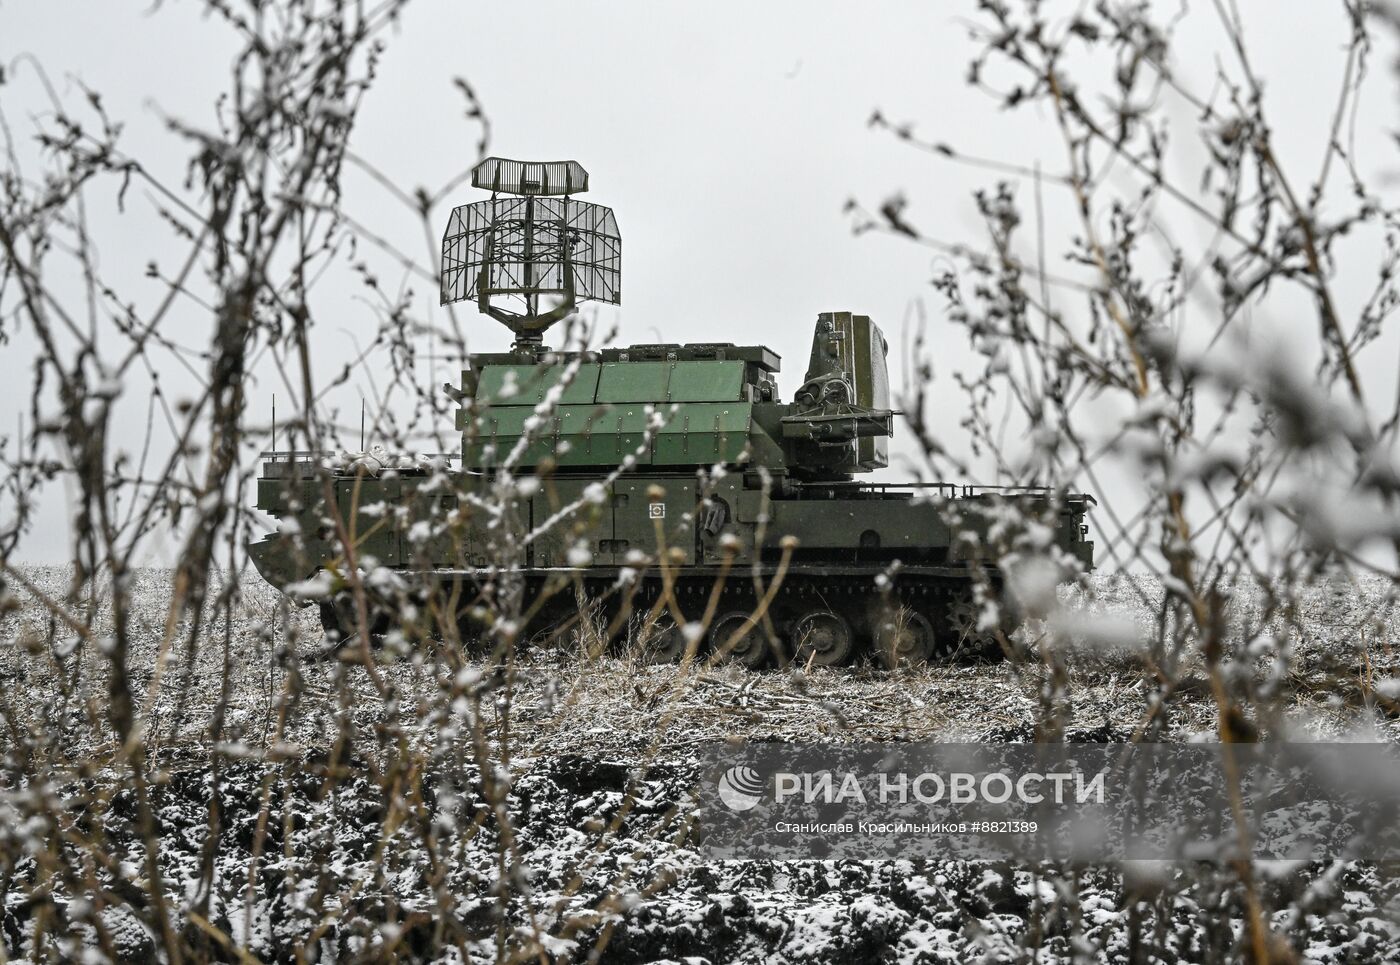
[3, 0, 1397, 564]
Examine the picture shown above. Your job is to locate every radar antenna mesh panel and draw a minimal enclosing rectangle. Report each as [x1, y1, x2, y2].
[471, 158, 588, 196]
[440, 197, 621, 307]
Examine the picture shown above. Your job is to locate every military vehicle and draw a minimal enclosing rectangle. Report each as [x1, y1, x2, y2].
[249, 158, 1095, 668]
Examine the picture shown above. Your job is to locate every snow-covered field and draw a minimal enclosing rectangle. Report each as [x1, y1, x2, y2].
[2, 567, 1398, 962]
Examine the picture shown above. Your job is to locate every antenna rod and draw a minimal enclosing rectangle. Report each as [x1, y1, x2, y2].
[360, 399, 366, 451]
[271, 394, 277, 457]
[523, 193, 536, 318]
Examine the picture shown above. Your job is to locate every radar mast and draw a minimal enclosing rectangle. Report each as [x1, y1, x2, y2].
[440, 158, 621, 352]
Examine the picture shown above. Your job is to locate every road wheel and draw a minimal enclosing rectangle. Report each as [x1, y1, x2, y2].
[710, 611, 769, 669]
[875, 608, 937, 669]
[641, 620, 689, 664]
[320, 591, 392, 647]
[792, 610, 854, 667]
[319, 595, 356, 644]
[946, 598, 1005, 661]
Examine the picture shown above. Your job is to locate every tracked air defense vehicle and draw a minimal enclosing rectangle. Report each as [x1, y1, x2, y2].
[249, 158, 1095, 667]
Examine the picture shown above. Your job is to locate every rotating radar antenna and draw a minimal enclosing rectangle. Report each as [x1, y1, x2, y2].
[440, 158, 621, 350]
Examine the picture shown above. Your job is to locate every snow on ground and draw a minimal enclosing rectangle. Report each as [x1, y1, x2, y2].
[1, 567, 1398, 961]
